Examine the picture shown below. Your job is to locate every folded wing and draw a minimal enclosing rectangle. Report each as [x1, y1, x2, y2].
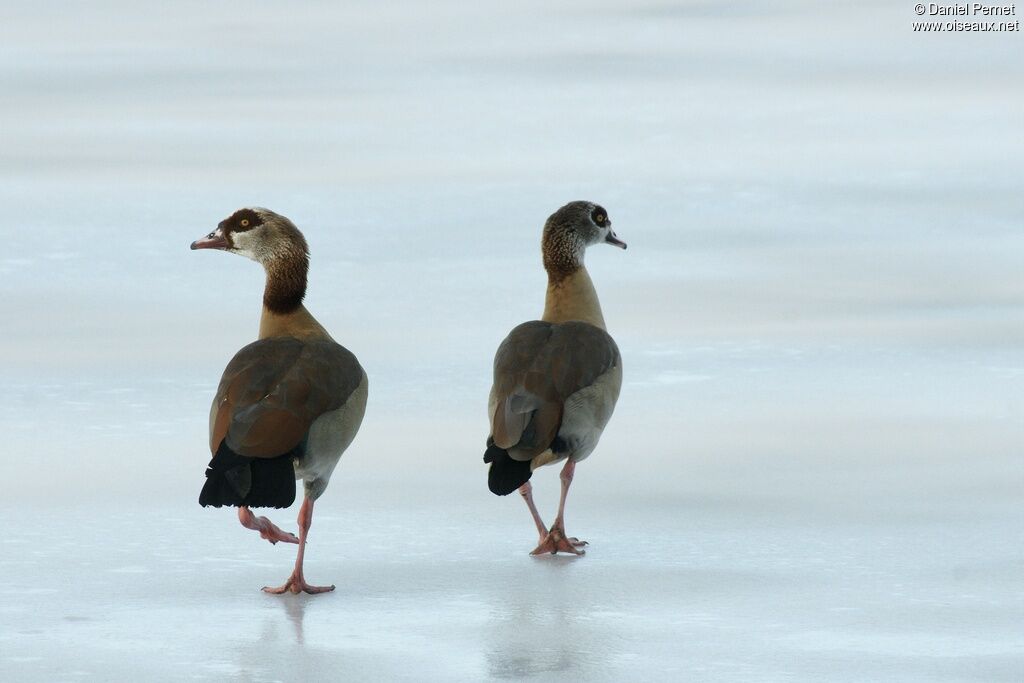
[209, 338, 363, 459]
[489, 320, 620, 461]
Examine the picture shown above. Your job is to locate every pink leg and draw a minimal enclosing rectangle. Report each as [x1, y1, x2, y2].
[519, 481, 548, 542]
[238, 506, 299, 545]
[262, 497, 335, 595]
[530, 460, 588, 556]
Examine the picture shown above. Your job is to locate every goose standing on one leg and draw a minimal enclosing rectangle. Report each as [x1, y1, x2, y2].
[484, 201, 626, 555]
[191, 208, 368, 593]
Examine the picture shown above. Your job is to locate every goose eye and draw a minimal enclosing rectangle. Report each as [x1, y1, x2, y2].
[240, 218, 250, 227]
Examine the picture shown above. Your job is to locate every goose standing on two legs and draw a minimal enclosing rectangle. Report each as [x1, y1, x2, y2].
[484, 201, 626, 555]
[191, 208, 368, 594]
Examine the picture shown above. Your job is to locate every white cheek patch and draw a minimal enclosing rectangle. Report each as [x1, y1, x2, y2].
[230, 229, 260, 261]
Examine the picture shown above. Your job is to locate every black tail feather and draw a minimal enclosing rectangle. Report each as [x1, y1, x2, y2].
[484, 438, 532, 496]
[199, 441, 297, 509]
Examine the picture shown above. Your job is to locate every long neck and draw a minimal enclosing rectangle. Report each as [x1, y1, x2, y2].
[542, 265, 607, 330]
[257, 255, 330, 340]
[262, 253, 307, 314]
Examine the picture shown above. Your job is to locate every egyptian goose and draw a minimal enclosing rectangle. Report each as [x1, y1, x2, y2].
[484, 201, 626, 555]
[191, 208, 368, 594]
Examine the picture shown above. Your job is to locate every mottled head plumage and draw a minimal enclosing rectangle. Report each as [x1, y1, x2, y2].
[216, 208, 309, 266]
[541, 201, 626, 280]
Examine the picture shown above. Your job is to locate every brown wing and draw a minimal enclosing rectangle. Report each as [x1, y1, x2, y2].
[489, 320, 620, 460]
[209, 337, 363, 458]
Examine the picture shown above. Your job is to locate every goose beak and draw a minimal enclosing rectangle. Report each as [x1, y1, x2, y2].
[605, 230, 627, 250]
[191, 230, 229, 250]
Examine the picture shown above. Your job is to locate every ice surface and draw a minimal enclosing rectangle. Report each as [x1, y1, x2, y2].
[1, 488, 1020, 682]
[1, 0, 1022, 680]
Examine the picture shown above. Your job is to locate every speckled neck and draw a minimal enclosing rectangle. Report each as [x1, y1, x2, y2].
[542, 266, 607, 330]
[257, 250, 332, 340]
[543, 247, 582, 283]
[262, 250, 308, 315]
[541, 219, 588, 284]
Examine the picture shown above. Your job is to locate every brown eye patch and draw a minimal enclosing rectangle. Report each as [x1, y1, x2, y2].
[221, 208, 263, 233]
[591, 206, 608, 225]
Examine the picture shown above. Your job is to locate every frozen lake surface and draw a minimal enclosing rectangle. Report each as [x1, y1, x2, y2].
[1, 481, 1021, 682]
[1, 0, 1023, 680]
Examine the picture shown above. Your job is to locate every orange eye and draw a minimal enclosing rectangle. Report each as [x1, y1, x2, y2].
[240, 219, 250, 227]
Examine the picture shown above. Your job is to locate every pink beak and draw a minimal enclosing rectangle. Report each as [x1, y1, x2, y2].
[190, 231, 229, 250]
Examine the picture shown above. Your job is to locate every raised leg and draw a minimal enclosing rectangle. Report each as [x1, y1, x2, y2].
[238, 506, 299, 545]
[519, 481, 548, 543]
[530, 459, 588, 556]
[262, 497, 336, 595]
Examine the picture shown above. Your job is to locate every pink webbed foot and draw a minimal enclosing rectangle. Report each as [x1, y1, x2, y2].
[262, 572, 335, 595]
[238, 508, 299, 545]
[530, 526, 588, 556]
[258, 497, 334, 595]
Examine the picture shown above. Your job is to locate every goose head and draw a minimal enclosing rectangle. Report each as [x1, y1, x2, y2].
[542, 201, 626, 277]
[192, 207, 310, 314]
[191, 207, 309, 266]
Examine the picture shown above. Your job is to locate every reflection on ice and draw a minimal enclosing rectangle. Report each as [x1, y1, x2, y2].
[1, 494, 1022, 680]
[485, 557, 602, 680]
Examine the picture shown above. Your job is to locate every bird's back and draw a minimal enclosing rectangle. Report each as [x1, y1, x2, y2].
[210, 337, 363, 458]
[200, 336, 364, 508]
[489, 320, 621, 461]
